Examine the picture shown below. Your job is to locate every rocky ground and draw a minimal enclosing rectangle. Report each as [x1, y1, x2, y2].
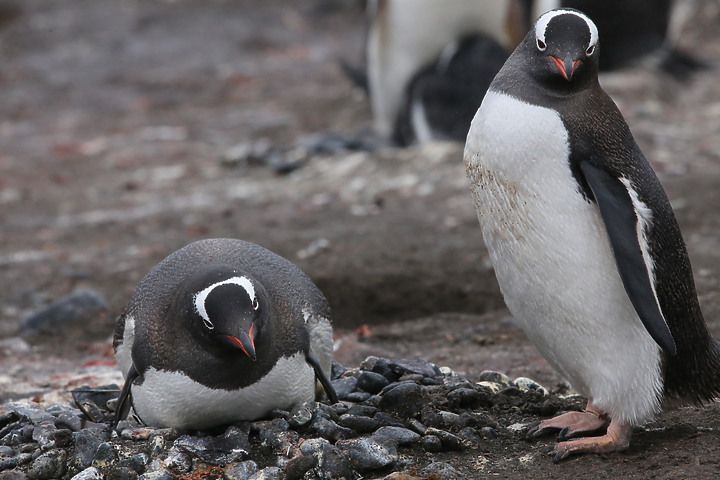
[1, 0, 720, 478]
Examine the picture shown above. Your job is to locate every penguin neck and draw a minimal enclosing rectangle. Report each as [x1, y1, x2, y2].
[490, 54, 599, 109]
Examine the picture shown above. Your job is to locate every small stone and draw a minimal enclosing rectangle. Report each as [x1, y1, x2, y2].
[299, 438, 328, 456]
[0, 446, 13, 457]
[164, 451, 192, 474]
[447, 387, 482, 408]
[379, 382, 423, 417]
[437, 411, 462, 429]
[20, 288, 107, 334]
[286, 402, 312, 429]
[173, 435, 247, 465]
[345, 404, 377, 417]
[458, 427, 483, 444]
[420, 435, 442, 452]
[330, 377, 358, 400]
[52, 428, 73, 447]
[224, 460, 259, 480]
[106, 466, 139, 480]
[406, 419, 426, 435]
[422, 461, 462, 480]
[0, 470, 28, 480]
[118, 453, 148, 474]
[27, 449, 66, 480]
[425, 428, 464, 451]
[480, 426, 499, 439]
[514, 377, 549, 395]
[70, 467, 103, 480]
[345, 391, 371, 403]
[91, 442, 116, 469]
[72, 429, 111, 470]
[330, 362, 347, 380]
[337, 414, 380, 433]
[306, 415, 353, 442]
[475, 381, 501, 394]
[373, 412, 404, 428]
[373, 426, 421, 446]
[477, 370, 511, 385]
[357, 371, 390, 394]
[387, 359, 441, 379]
[284, 455, 317, 480]
[337, 437, 398, 472]
[361, 357, 398, 382]
[138, 470, 177, 480]
[248, 466, 283, 480]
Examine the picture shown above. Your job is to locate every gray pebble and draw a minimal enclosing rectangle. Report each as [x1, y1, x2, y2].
[447, 387, 482, 408]
[287, 402, 316, 428]
[379, 382, 423, 417]
[337, 414, 379, 433]
[20, 288, 107, 334]
[91, 442, 116, 470]
[480, 426, 499, 439]
[224, 460, 258, 480]
[407, 418, 427, 435]
[345, 405, 377, 417]
[284, 455, 317, 480]
[336, 437, 397, 472]
[0, 470, 28, 480]
[27, 449, 66, 480]
[425, 428, 464, 451]
[117, 453, 148, 474]
[477, 370, 512, 385]
[247, 466, 282, 480]
[70, 466, 103, 480]
[139, 470, 177, 480]
[458, 427, 483, 444]
[52, 428, 73, 448]
[423, 461, 462, 480]
[106, 466, 139, 480]
[306, 415, 353, 442]
[373, 426, 421, 446]
[72, 429, 110, 471]
[345, 391, 371, 403]
[173, 435, 246, 465]
[330, 377, 358, 400]
[164, 450, 192, 474]
[356, 371, 389, 394]
[0, 446, 14, 457]
[420, 435, 442, 452]
[55, 412, 83, 432]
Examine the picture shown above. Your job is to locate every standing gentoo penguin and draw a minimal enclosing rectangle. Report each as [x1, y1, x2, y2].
[464, 9, 720, 461]
[113, 238, 337, 430]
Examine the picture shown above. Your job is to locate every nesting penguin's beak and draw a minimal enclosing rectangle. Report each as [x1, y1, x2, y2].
[224, 323, 256, 361]
[550, 54, 581, 81]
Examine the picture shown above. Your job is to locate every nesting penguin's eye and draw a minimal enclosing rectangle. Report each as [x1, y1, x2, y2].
[536, 38, 547, 51]
[586, 44, 596, 56]
[252, 297, 259, 310]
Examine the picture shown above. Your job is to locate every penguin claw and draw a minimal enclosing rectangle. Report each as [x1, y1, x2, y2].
[546, 420, 632, 463]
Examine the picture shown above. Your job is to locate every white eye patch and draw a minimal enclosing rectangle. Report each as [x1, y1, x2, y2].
[193, 276, 257, 328]
[534, 9, 598, 51]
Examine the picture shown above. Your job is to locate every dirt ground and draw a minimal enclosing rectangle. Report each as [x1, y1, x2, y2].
[1, 0, 720, 478]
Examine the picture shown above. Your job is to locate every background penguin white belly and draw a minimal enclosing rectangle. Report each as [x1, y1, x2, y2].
[466, 91, 662, 425]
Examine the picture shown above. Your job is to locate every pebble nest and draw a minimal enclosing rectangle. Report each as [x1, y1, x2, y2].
[0, 357, 585, 480]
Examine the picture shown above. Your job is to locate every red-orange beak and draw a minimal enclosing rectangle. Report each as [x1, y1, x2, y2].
[550, 55, 581, 81]
[224, 322, 256, 361]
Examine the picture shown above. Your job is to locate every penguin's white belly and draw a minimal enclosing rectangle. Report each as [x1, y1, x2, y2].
[464, 91, 662, 424]
[131, 353, 315, 430]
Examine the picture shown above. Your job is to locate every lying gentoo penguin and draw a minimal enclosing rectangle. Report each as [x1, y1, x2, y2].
[113, 238, 337, 429]
[464, 8, 720, 461]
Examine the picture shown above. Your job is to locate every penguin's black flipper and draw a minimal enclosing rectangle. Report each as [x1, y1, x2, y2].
[579, 161, 677, 356]
[114, 364, 139, 427]
[306, 352, 338, 404]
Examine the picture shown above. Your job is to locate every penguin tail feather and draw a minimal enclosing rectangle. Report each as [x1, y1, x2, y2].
[664, 336, 720, 405]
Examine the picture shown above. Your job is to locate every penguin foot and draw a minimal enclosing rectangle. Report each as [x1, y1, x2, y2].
[550, 420, 631, 463]
[527, 408, 609, 439]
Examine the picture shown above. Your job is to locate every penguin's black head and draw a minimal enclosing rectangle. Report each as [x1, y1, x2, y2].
[189, 268, 267, 361]
[525, 9, 599, 88]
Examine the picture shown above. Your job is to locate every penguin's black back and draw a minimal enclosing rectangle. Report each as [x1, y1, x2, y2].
[114, 238, 330, 390]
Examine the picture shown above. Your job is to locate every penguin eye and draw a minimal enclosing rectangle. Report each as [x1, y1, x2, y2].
[536, 39, 547, 51]
[586, 44, 596, 56]
[252, 297, 259, 310]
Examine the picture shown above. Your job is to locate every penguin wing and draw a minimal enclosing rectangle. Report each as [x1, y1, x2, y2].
[579, 161, 677, 355]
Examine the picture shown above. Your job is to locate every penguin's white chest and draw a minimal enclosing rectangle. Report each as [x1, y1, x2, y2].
[464, 91, 661, 424]
[130, 353, 315, 430]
